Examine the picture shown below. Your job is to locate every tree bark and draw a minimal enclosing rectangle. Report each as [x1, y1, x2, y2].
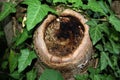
[33, 9, 96, 80]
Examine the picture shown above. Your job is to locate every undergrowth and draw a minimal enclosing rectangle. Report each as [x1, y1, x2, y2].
[0, 0, 120, 80]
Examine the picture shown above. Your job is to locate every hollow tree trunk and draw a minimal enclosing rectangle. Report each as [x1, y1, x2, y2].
[2, 1, 120, 80]
[2, 4, 97, 80]
[33, 9, 95, 80]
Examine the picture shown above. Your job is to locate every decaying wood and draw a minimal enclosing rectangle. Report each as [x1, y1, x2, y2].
[2, 0, 120, 79]
[33, 9, 95, 79]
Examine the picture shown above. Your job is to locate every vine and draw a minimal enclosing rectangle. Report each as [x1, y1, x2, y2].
[0, 0, 120, 80]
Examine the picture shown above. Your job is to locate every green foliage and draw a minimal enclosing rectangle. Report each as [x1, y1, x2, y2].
[0, 0, 120, 80]
[23, 0, 41, 5]
[88, 21, 110, 45]
[68, 0, 83, 8]
[53, 0, 67, 4]
[109, 15, 120, 32]
[83, 0, 106, 15]
[23, 0, 56, 31]
[75, 74, 88, 80]
[98, 1, 111, 14]
[1, 61, 8, 70]
[18, 48, 37, 73]
[15, 29, 29, 46]
[109, 40, 120, 54]
[26, 69, 37, 80]
[100, 52, 108, 70]
[39, 69, 64, 80]
[9, 50, 18, 73]
[89, 23, 103, 45]
[100, 51, 115, 70]
[10, 71, 21, 79]
[0, 2, 16, 21]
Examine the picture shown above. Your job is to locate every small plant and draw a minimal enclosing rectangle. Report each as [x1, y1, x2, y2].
[0, 0, 120, 80]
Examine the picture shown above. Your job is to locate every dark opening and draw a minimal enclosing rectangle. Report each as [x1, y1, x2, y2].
[44, 16, 84, 57]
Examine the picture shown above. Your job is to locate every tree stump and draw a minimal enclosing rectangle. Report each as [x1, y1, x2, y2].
[33, 9, 95, 80]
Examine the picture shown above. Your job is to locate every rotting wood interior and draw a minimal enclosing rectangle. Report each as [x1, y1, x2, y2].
[44, 15, 85, 57]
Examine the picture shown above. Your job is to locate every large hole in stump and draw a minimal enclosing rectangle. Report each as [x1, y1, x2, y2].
[44, 16, 85, 57]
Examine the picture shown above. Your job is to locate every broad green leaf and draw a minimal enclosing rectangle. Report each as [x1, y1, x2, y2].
[18, 49, 37, 73]
[74, 74, 88, 80]
[53, 0, 67, 4]
[109, 15, 120, 32]
[88, 67, 100, 80]
[83, 0, 105, 15]
[88, 67, 100, 74]
[93, 74, 112, 80]
[39, 69, 64, 80]
[88, 21, 109, 34]
[94, 75, 101, 80]
[89, 25, 103, 45]
[106, 75, 115, 80]
[87, 19, 100, 45]
[26, 69, 36, 80]
[9, 50, 18, 73]
[15, 29, 29, 46]
[101, 52, 114, 69]
[0, 2, 16, 21]
[104, 40, 120, 55]
[26, 4, 56, 31]
[10, 71, 20, 79]
[98, 1, 111, 14]
[100, 52, 108, 70]
[110, 39, 120, 54]
[95, 44, 103, 51]
[67, 0, 83, 8]
[109, 30, 119, 41]
[111, 55, 118, 68]
[89, 22, 108, 45]
[104, 41, 113, 53]
[98, 22, 109, 35]
[67, 0, 78, 3]
[22, 0, 41, 5]
[87, 19, 98, 27]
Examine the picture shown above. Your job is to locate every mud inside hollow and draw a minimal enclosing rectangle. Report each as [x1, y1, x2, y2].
[44, 16, 85, 57]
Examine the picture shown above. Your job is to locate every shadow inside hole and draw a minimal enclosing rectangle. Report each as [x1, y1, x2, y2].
[44, 15, 85, 57]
